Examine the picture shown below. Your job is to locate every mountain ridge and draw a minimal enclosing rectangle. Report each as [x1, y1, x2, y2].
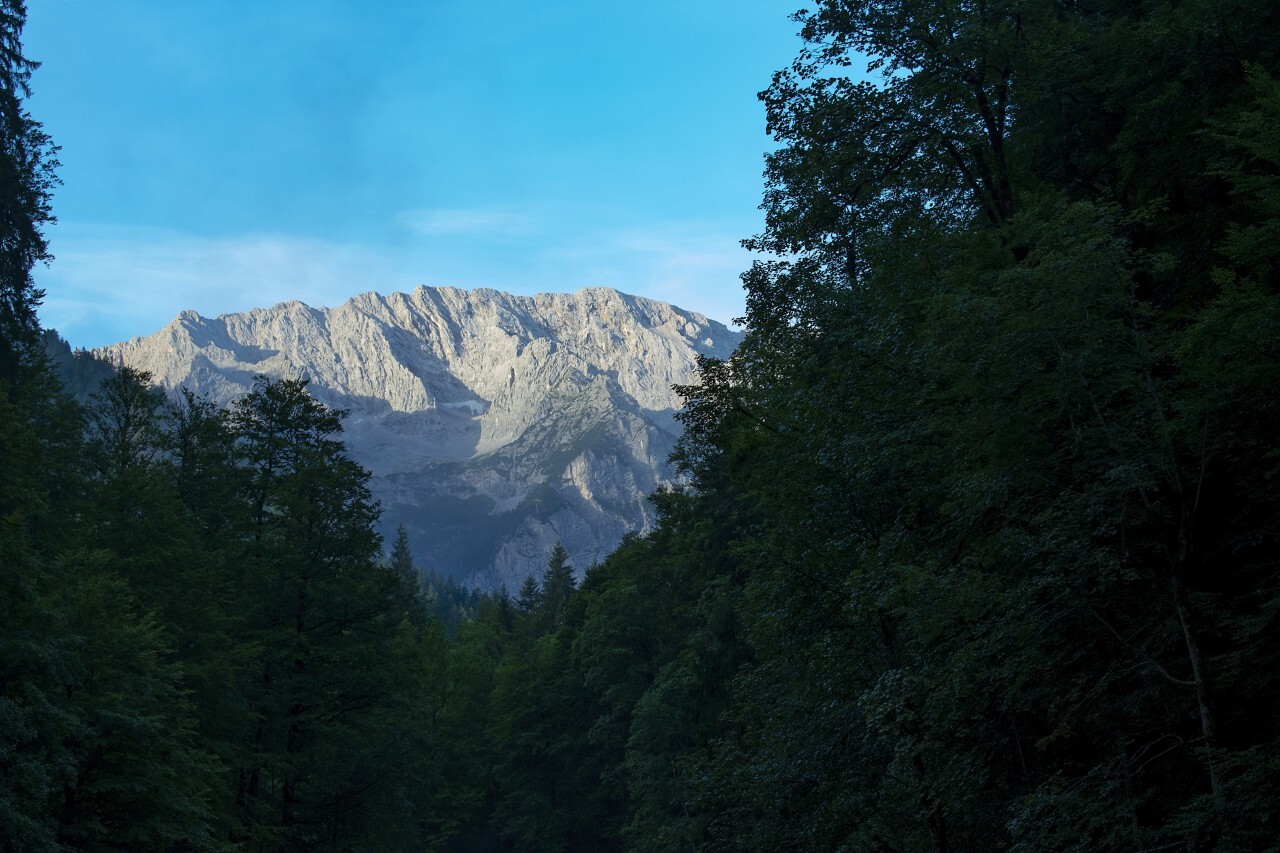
[94, 285, 741, 589]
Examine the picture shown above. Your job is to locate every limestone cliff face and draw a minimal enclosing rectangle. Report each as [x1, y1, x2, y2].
[95, 286, 741, 590]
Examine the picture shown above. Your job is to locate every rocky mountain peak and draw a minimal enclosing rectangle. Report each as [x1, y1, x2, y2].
[95, 285, 741, 589]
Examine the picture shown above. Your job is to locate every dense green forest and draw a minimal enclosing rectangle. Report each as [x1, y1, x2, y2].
[4, 0, 1280, 849]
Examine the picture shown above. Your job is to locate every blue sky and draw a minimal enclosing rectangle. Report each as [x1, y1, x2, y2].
[24, 1, 801, 348]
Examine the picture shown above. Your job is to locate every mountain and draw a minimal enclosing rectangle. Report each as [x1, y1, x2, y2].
[43, 330, 116, 402]
[94, 286, 741, 590]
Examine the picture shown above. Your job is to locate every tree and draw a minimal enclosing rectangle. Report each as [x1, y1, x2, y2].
[538, 542, 576, 632]
[516, 575, 540, 615]
[85, 366, 166, 477]
[166, 386, 242, 543]
[227, 376, 422, 849]
[45, 558, 219, 851]
[0, 0, 58, 387]
[2, 374, 222, 851]
[389, 522, 430, 630]
[390, 523, 415, 579]
[662, 0, 1280, 848]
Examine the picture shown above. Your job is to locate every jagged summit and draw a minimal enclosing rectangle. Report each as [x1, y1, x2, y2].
[95, 285, 741, 589]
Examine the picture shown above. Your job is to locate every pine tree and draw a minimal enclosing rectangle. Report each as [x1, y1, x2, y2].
[0, 0, 58, 388]
[516, 575, 540, 615]
[390, 523, 415, 580]
[538, 542, 576, 632]
[388, 522, 428, 629]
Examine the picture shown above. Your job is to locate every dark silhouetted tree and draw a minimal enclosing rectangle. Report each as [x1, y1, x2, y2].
[0, 0, 57, 387]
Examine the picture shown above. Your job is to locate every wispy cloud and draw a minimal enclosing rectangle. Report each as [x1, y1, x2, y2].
[538, 222, 751, 326]
[397, 207, 537, 237]
[36, 215, 754, 350]
[37, 224, 421, 348]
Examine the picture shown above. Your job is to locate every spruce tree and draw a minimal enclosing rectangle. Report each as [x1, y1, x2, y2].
[516, 575, 540, 615]
[388, 522, 430, 630]
[538, 542, 576, 632]
[0, 0, 57, 388]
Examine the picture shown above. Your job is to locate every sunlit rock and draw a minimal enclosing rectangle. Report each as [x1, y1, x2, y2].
[96, 286, 741, 590]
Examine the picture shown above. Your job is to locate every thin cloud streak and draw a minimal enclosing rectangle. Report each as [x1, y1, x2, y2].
[398, 207, 538, 237]
[37, 218, 752, 349]
[38, 225, 420, 347]
[537, 222, 750, 326]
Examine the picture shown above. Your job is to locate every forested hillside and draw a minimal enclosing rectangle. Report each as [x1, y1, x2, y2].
[4, 0, 1280, 850]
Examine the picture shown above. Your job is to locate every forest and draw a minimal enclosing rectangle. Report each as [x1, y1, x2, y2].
[4, 0, 1280, 850]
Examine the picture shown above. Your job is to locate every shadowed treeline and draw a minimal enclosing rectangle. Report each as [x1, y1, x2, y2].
[4, 0, 1280, 850]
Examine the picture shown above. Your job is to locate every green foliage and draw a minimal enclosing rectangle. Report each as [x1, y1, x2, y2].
[537, 542, 577, 633]
[3, 362, 458, 848]
[218, 377, 419, 848]
[5, 0, 1280, 849]
[457, 1, 1280, 850]
[421, 570, 486, 636]
[47, 559, 219, 851]
[0, 0, 58, 387]
[652, 1, 1280, 849]
[516, 574, 540, 615]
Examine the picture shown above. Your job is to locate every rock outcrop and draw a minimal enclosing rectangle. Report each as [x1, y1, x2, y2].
[95, 286, 741, 590]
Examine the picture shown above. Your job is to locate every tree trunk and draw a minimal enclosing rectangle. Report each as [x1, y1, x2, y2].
[1170, 572, 1223, 809]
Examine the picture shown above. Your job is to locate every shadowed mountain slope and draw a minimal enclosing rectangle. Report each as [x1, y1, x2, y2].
[95, 285, 741, 589]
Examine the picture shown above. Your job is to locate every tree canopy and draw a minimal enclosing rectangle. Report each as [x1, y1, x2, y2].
[3, 0, 1279, 850]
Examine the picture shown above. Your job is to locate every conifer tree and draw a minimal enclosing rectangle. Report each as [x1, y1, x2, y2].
[516, 575, 540, 615]
[0, 0, 57, 388]
[538, 542, 576, 632]
[390, 522, 415, 580]
[388, 522, 430, 630]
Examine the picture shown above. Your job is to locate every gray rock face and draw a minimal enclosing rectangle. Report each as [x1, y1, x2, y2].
[94, 286, 741, 590]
